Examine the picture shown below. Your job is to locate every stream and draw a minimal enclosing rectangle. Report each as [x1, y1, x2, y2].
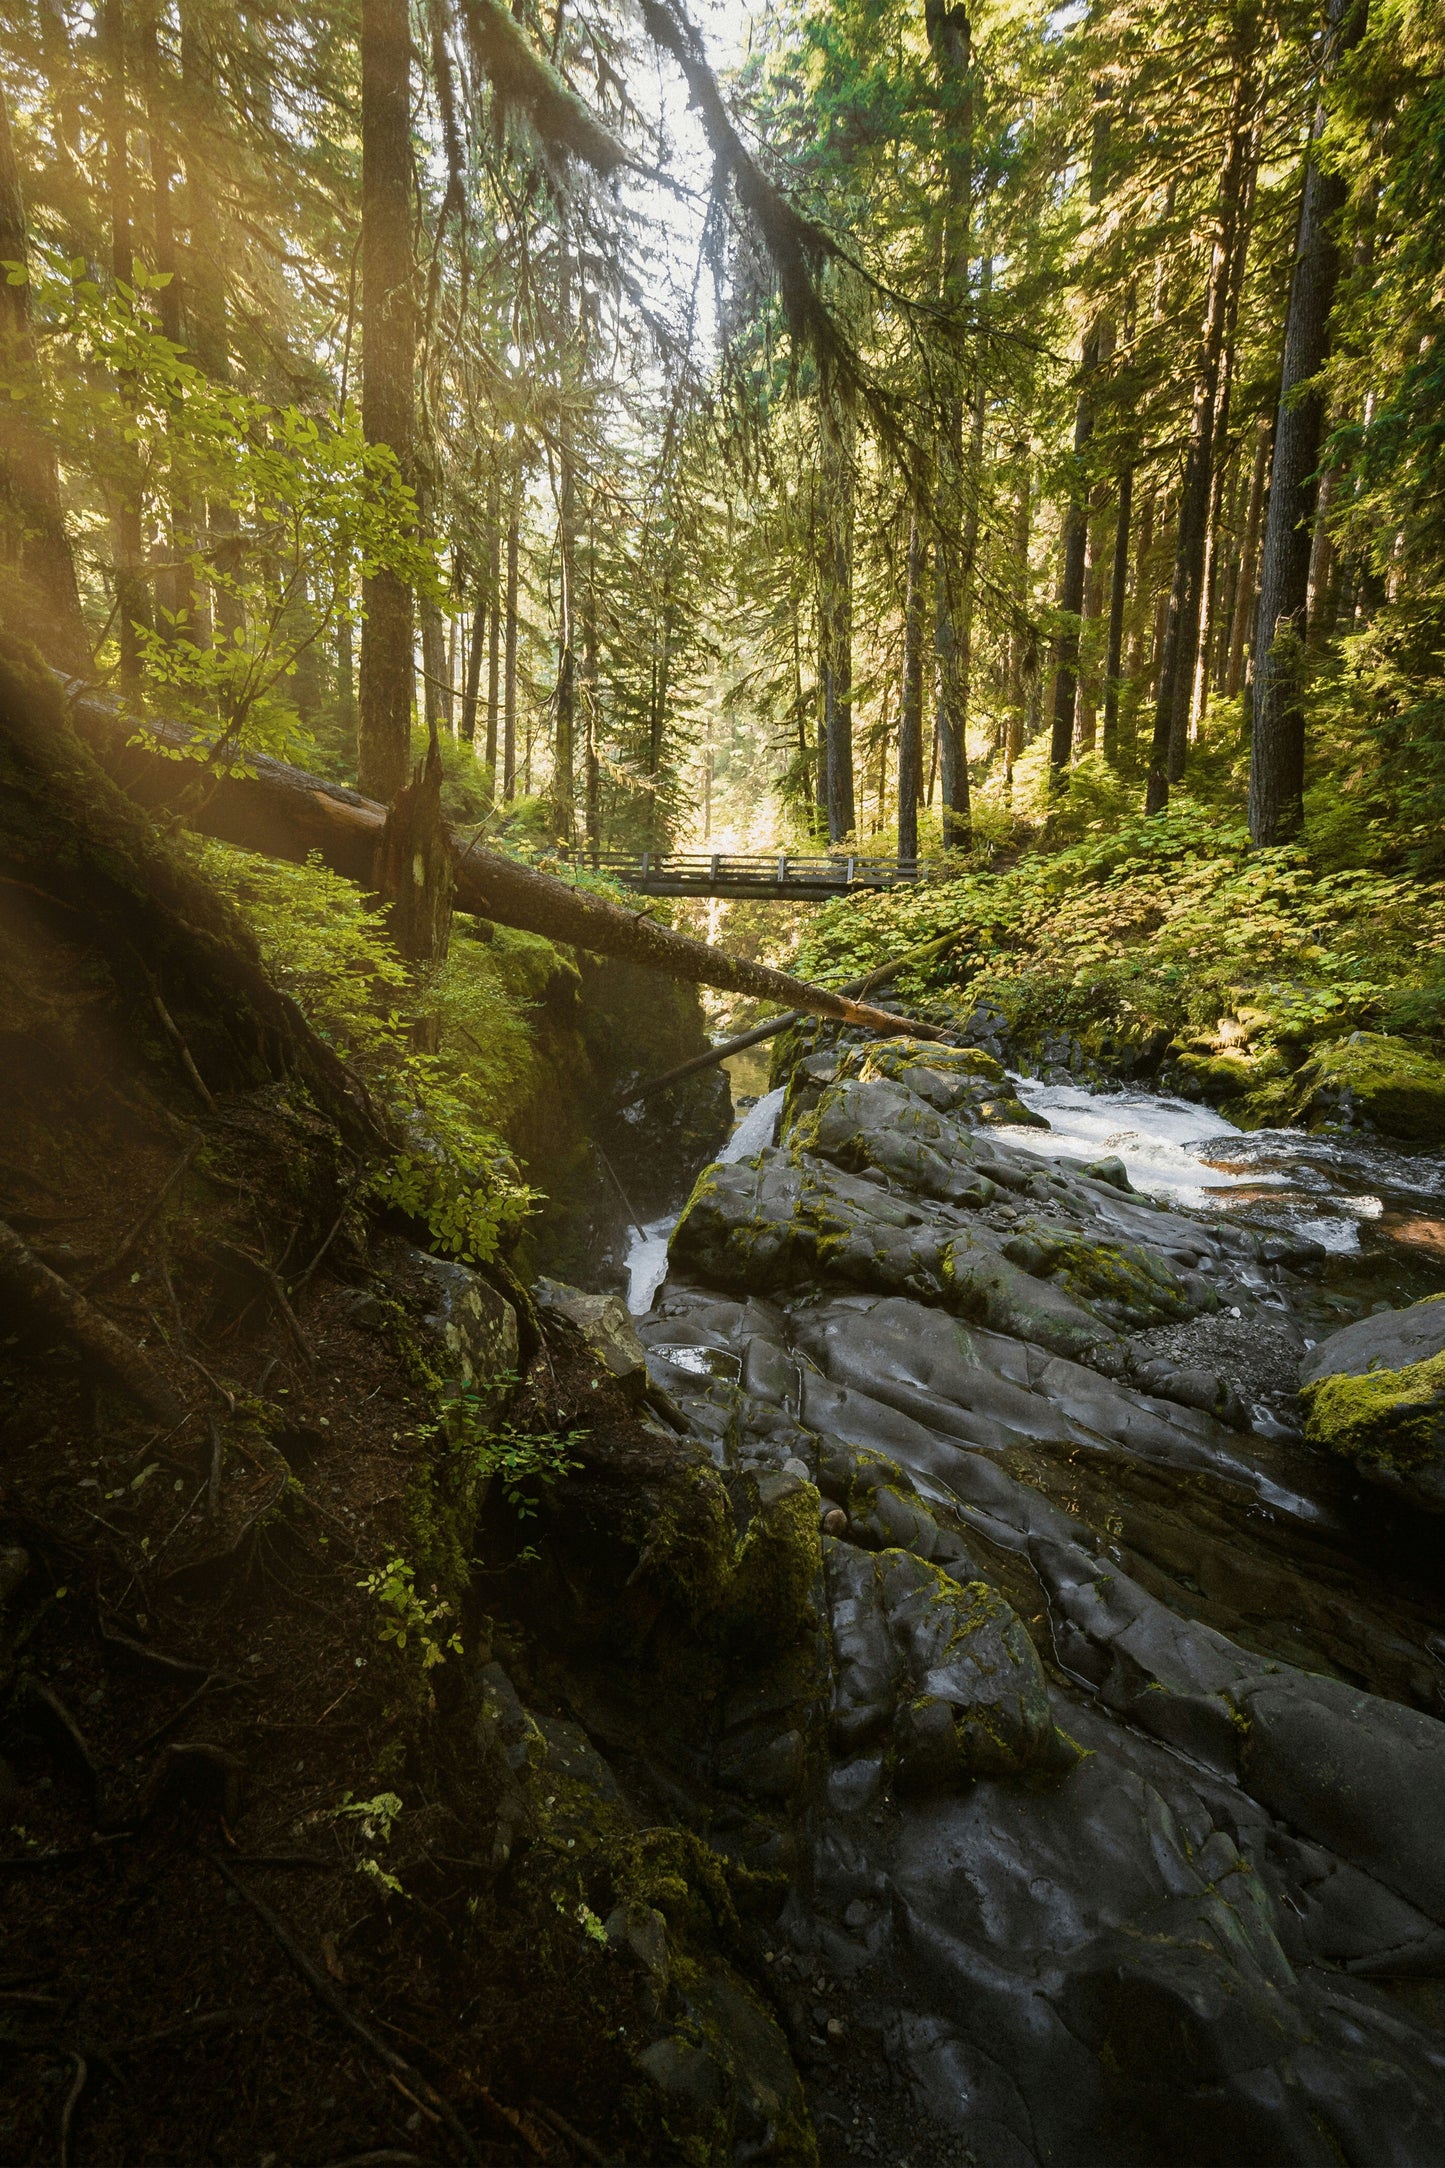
[609, 1045, 1445, 2164]
[627, 1070, 1445, 1321]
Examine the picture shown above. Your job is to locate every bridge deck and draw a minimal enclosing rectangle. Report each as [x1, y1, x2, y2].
[557, 851, 939, 899]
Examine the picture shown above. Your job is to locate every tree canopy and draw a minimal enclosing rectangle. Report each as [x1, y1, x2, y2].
[2, 0, 1440, 865]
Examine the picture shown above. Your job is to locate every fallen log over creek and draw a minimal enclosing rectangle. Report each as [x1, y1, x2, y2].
[63, 678, 946, 1042]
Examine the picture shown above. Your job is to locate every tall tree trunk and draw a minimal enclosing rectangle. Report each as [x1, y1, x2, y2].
[1004, 450, 1031, 778]
[552, 235, 578, 842]
[1075, 477, 1109, 754]
[140, 1, 191, 647]
[1145, 47, 1256, 812]
[927, 0, 975, 846]
[1048, 333, 1097, 783]
[420, 591, 448, 736]
[897, 517, 925, 861]
[502, 462, 520, 802]
[1124, 483, 1156, 684]
[180, 0, 229, 655]
[357, 0, 416, 803]
[0, 75, 87, 670]
[820, 407, 856, 843]
[336, 596, 355, 724]
[583, 520, 600, 861]
[485, 476, 503, 781]
[461, 564, 484, 745]
[1248, 0, 1366, 844]
[1101, 464, 1133, 765]
[1306, 457, 1338, 646]
[102, 0, 152, 691]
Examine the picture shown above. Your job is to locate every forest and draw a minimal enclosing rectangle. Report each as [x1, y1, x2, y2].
[4, 0, 1445, 2161]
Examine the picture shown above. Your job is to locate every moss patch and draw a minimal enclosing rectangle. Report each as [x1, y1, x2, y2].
[1301, 1346, 1445, 1489]
[1290, 1031, 1445, 1142]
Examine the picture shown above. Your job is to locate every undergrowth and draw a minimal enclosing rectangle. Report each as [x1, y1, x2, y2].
[191, 839, 542, 1261]
[797, 793, 1445, 1061]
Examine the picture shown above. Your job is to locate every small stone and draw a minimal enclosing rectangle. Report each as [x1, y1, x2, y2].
[822, 1507, 848, 1537]
[826, 2016, 847, 2043]
[782, 1455, 812, 1482]
[843, 1899, 870, 1929]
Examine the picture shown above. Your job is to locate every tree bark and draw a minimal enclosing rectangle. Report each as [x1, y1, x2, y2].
[927, 0, 975, 847]
[1048, 334, 1096, 784]
[461, 570, 485, 745]
[1145, 50, 1256, 812]
[897, 517, 925, 861]
[552, 233, 579, 843]
[0, 74, 88, 672]
[180, 0, 231, 655]
[502, 458, 521, 802]
[485, 470, 503, 779]
[1101, 465, 1132, 765]
[374, 737, 454, 967]
[102, 0, 153, 691]
[1248, 0, 1367, 845]
[358, 0, 416, 804]
[820, 407, 856, 843]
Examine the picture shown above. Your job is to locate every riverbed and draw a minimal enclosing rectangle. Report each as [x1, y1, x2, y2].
[609, 1035, 1445, 2164]
[627, 1069, 1445, 1325]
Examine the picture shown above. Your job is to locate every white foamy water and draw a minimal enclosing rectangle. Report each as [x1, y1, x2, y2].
[995, 1076, 1389, 1251]
[994, 1078, 1259, 1210]
[624, 1086, 786, 1315]
[718, 1086, 785, 1164]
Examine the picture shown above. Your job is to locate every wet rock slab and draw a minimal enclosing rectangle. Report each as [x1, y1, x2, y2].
[637, 1038, 1445, 2164]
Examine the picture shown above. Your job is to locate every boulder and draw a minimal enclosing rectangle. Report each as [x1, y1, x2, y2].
[1291, 1031, 1445, 1142]
[414, 1249, 519, 1405]
[535, 1275, 648, 1388]
[1300, 1297, 1445, 1511]
[826, 1540, 1064, 1785]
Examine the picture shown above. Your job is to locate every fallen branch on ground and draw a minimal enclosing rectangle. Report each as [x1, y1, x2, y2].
[614, 928, 965, 1106]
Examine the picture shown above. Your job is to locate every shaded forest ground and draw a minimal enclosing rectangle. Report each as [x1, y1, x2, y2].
[0, 644, 809, 2166]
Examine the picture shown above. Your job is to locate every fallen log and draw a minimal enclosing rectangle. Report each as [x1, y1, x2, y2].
[63, 678, 945, 1039]
[614, 928, 965, 1108]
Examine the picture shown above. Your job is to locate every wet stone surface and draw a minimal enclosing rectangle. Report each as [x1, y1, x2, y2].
[628, 1035, 1445, 2165]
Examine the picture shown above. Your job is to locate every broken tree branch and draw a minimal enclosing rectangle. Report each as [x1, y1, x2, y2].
[614, 928, 965, 1107]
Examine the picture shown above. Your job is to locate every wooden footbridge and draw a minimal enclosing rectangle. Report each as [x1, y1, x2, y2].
[557, 850, 939, 901]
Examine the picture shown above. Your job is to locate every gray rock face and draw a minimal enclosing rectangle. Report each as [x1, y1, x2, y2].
[1300, 1297, 1445, 1513]
[1302, 1296, 1445, 1385]
[536, 1275, 648, 1386]
[414, 1249, 519, 1402]
[629, 1036, 1445, 2164]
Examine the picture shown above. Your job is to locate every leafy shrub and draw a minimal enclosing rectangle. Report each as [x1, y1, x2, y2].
[193, 841, 537, 1259]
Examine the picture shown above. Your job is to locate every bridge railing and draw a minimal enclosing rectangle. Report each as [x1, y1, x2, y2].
[554, 850, 937, 889]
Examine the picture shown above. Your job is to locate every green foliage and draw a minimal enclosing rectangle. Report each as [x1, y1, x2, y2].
[798, 794, 1445, 1057]
[192, 842, 538, 1261]
[444, 1386, 585, 1519]
[16, 256, 439, 764]
[334, 1790, 406, 1897]
[359, 1555, 463, 1669]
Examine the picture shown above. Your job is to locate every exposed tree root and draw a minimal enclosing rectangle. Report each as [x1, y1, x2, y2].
[0, 1218, 188, 1427]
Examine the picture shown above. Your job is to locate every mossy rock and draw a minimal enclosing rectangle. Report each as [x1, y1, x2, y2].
[724, 1471, 823, 1653]
[1290, 1032, 1445, 1142]
[1300, 1297, 1445, 1512]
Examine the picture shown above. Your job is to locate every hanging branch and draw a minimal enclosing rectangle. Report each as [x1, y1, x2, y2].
[456, 0, 627, 176]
